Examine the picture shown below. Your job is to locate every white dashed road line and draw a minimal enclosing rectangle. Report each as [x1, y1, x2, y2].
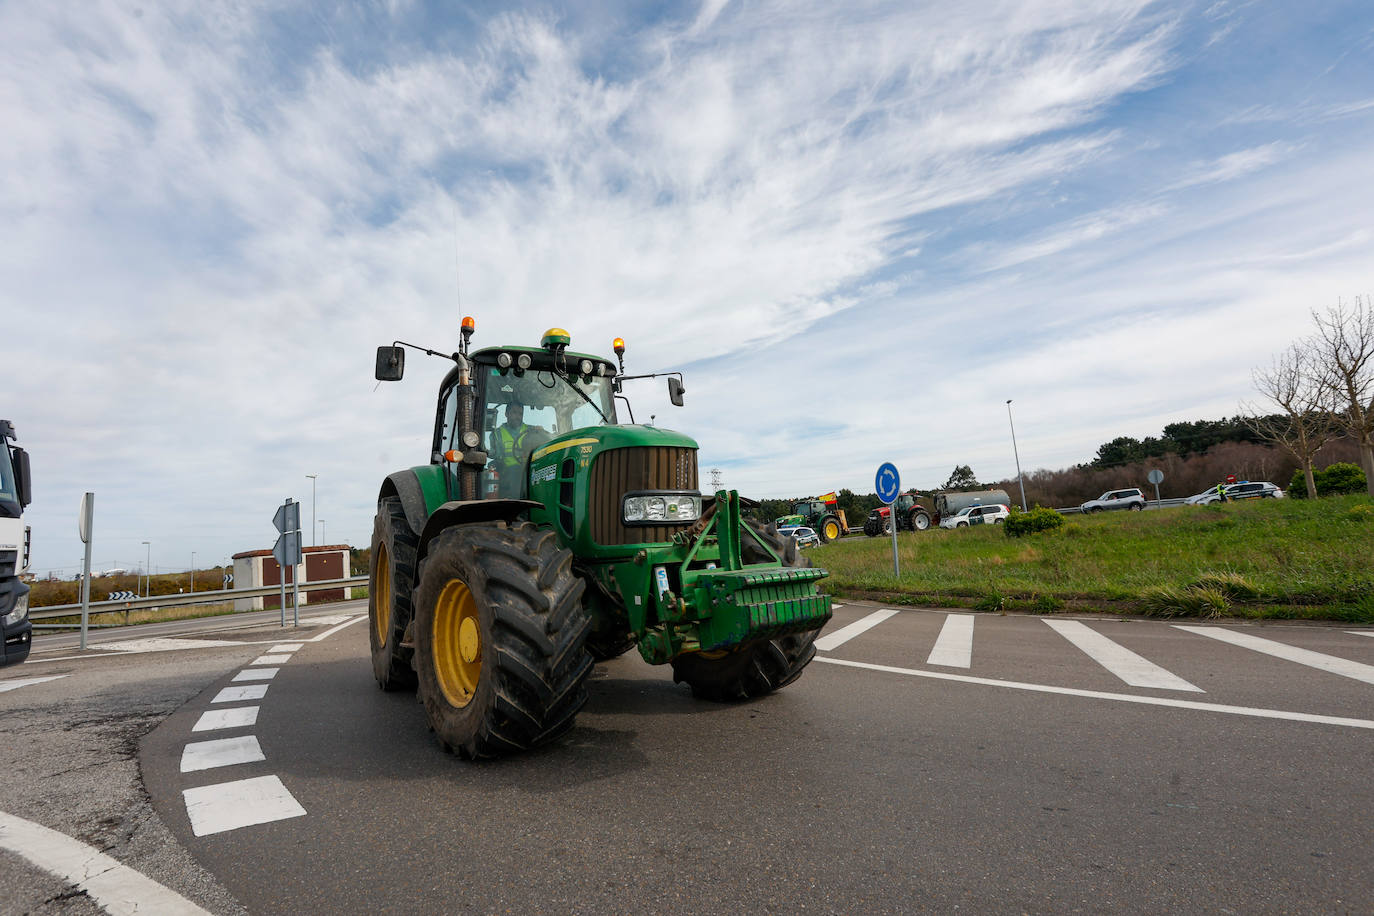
[815, 608, 901, 652]
[232, 667, 279, 682]
[250, 653, 295, 665]
[1046, 619, 1203, 692]
[181, 736, 267, 773]
[192, 707, 259, 732]
[183, 775, 306, 837]
[0, 675, 67, 693]
[212, 684, 269, 703]
[926, 614, 975, 668]
[0, 811, 212, 915]
[814, 656, 1374, 730]
[1177, 625, 1374, 685]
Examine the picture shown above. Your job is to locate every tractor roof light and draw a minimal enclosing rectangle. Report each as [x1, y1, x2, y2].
[460, 316, 475, 355]
[516, 353, 532, 370]
[613, 337, 626, 373]
[579, 358, 593, 376]
[497, 352, 513, 369]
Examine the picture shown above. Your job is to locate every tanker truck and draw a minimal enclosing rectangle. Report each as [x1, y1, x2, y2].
[1, 420, 33, 667]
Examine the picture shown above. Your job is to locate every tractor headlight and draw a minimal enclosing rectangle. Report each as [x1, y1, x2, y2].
[3, 591, 28, 627]
[623, 493, 701, 525]
[579, 359, 593, 376]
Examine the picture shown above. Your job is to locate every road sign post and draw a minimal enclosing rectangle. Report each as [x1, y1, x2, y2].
[876, 463, 901, 577]
[1147, 468, 1164, 503]
[77, 492, 94, 650]
[273, 499, 303, 627]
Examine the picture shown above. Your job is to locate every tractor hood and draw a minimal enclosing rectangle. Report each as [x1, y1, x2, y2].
[529, 424, 697, 465]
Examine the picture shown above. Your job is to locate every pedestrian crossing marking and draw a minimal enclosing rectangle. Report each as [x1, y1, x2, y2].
[1176, 626, 1374, 685]
[183, 775, 305, 837]
[1046, 619, 1202, 692]
[927, 614, 974, 668]
[815, 608, 900, 652]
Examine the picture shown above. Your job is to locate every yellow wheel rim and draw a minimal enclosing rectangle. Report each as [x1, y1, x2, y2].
[433, 578, 481, 708]
[825, 520, 840, 540]
[374, 542, 391, 644]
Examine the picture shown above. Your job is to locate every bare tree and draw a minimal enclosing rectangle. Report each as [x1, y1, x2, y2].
[1311, 296, 1374, 496]
[1243, 343, 1335, 498]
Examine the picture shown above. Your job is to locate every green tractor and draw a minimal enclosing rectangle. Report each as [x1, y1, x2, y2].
[369, 321, 833, 758]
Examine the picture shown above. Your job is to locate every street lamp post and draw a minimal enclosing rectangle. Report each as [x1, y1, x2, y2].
[1006, 400, 1028, 512]
[318, 519, 325, 545]
[306, 474, 317, 547]
[191, 551, 196, 594]
[142, 541, 151, 597]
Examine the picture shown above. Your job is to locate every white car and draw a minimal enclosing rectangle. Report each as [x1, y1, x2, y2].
[1186, 481, 1284, 505]
[1080, 488, 1146, 513]
[939, 504, 1010, 528]
[778, 525, 820, 548]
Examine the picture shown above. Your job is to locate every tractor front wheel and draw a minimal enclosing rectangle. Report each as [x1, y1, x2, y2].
[670, 524, 821, 702]
[820, 516, 842, 543]
[911, 511, 931, 531]
[413, 521, 592, 759]
[368, 495, 418, 691]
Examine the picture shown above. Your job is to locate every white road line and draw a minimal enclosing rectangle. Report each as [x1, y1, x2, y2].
[98, 637, 243, 653]
[183, 775, 306, 837]
[180, 736, 266, 773]
[212, 684, 268, 704]
[0, 810, 212, 915]
[0, 675, 67, 694]
[814, 657, 1374, 730]
[1177, 626, 1374, 685]
[927, 614, 975, 668]
[232, 667, 279, 682]
[307, 614, 368, 641]
[269, 643, 304, 652]
[1046, 619, 1203, 692]
[1348, 631, 1374, 639]
[250, 653, 294, 665]
[192, 707, 259, 732]
[814, 608, 901, 652]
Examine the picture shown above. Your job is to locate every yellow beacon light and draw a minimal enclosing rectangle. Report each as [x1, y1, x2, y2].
[613, 337, 625, 356]
[461, 316, 475, 331]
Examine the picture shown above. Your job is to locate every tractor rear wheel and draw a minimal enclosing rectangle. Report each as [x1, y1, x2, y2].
[368, 495, 418, 691]
[820, 515, 842, 543]
[412, 521, 592, 759]
[863, 517, 882, 537]
[670, 523, 821, 702]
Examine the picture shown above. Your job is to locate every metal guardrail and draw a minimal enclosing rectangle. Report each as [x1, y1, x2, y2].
[1058, 498, 1189, 515]
[30, 576, 368, 624]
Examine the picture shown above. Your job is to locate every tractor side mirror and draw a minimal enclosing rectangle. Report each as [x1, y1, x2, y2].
[12, 447, 30, 508]
[667, 377, 685, 407]
[375, 346, 405, 381]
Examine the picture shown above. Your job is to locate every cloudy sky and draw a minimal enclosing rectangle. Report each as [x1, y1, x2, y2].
[6, 0, 1372, 577]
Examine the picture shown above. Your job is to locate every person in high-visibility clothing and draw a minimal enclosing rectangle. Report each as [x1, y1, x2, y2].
[1215, 482, 1227, 503]
[490, 403, 547, 498]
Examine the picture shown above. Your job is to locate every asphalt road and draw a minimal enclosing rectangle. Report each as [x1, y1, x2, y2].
[4, 602, 1372, 913]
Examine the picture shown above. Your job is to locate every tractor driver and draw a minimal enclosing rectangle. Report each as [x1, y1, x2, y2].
[490, 402, 549, 498]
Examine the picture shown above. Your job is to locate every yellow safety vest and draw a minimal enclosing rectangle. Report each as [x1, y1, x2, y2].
[496, 423, 531, 469]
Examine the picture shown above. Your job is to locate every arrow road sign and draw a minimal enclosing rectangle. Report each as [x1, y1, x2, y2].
[107, 591, 137, 601]
[273, 500, 300, 535]
[273, 531, 302, 568]
[223, 573, 234, 586]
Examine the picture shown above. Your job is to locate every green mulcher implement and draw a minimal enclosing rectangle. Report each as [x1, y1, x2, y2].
[368, 320, 833, 758]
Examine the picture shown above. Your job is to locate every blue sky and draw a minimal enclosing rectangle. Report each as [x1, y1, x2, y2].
[5, 0, 1372, 576]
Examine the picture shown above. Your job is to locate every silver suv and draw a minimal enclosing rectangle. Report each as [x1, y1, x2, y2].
[1080, 488, 1146, 513]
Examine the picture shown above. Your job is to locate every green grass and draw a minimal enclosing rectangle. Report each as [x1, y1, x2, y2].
[811, 495, 1374, 622]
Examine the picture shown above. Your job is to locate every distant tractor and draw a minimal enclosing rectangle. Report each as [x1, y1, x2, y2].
[774, 494, 847, 543]
[863, 492, 931, 536]
[369, 322, 833, 758]
[865, 489, 1014, 535]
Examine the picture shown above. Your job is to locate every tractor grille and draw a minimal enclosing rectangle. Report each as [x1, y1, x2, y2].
[589, 446, 699, 545]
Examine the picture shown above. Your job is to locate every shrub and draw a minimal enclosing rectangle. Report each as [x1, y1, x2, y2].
[1344, 503, 1374, 523]
[1192, 571, 1260, 602]
[1141, 585, 1230, 618]
[1003, 506, 1065, 537]
[1292, 462, 1368, 498]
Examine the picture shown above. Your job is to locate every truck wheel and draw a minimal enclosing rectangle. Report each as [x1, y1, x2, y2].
[669, 524, 821, 702]
[820, 516, 842, 543]
[911, 511, 931, 531]
[585, 628, 637, 661]
[413, 521, 592, 759]
[369, 495, 418, 691]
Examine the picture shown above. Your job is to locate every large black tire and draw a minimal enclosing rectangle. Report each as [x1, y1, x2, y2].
[863, 516, 882, 537]
[669, 523, 821, 702]
[818, 515, 843, 543]
[585, 628, 637, 662]
[368, 496, 418, 691]
[412, 521, 592, 759]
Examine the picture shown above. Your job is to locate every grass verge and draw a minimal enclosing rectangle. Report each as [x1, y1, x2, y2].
[811, 495, 1374, 623]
